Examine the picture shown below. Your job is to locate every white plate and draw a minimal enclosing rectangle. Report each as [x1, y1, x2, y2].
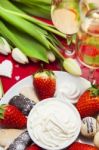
[0, 71, 91, 149]
[0, 71, 91, 104]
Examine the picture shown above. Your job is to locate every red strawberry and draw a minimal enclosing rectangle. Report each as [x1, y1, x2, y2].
[68, 142, 98, 150]
[76, 85, 99, 118]
[80, 44, 98, 57]
[26, 144, 41, 150]
[33, 70, 56, 100]
[0, 104, 27, 128]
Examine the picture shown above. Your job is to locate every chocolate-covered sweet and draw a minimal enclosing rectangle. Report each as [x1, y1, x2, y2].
[9, 94, 35, 115]
[81, 117, 97, 138]
[7, 131, 32, 150]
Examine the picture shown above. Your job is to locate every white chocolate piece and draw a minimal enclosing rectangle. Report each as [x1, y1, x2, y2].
[0, 60, 13, 78]
[94, 132, 99, 148]
[20, 86, 39, 103]
[81, 117, 97, 138]
[0, 129, 24, 148]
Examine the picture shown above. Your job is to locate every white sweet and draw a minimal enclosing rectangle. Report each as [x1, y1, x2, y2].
[81, 117, 97, 138]
[28, 100, 79, 149]
[12, 48, 29, 64]
[0, 60, 13, 78]
[0, 37, 11, 55]
[94, 132, 99, 148]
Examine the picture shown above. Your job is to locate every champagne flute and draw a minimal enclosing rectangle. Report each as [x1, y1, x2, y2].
[77, 9, 99, 83]
[51, 0, 80, 57]
[79, 0, 99, 20]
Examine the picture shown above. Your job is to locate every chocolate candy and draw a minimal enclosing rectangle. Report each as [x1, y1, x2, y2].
[7, 131, 32, 150]
[81, 117, 97, 138]
[9, 94, 35, 116]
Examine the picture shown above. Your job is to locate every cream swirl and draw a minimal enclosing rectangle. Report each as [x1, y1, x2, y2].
[28, 100, 79, 149]
[56, 83, 80, 103]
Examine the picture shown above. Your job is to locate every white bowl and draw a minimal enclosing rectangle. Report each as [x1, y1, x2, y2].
[27, 97, 81, 150]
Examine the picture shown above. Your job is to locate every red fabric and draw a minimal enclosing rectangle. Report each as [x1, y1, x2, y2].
[0, 18, 99, 93]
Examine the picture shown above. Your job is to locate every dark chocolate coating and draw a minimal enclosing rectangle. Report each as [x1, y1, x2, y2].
[9, 94, 35, 116]
[7, 131, 32, 150]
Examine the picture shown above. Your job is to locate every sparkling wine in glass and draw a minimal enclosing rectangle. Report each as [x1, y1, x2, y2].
[77, 9, 99, 83]
[51, 0, 80, 57]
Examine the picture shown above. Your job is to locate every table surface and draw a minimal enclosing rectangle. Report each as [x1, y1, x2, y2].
[0, 18, 99, 94]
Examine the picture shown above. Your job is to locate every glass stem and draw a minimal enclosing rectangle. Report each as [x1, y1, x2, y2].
[88, 68, 96, 84]
[65, 35, 76, 57]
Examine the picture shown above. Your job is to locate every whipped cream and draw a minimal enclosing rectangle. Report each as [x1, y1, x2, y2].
[56, 83, 80, 104]
[28, 100, 80, 149]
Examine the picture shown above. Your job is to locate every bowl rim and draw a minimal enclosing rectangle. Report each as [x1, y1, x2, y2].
[27, 97, 81, 150]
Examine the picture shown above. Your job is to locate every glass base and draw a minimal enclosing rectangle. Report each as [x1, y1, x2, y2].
[77, 57, 99, 70]
[65, 49, 76, 57]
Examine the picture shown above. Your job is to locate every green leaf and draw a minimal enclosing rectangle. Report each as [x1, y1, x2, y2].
[0, 0, 49, 48]
[16, 3, 51, 19]
[0, 21, 48, 62]
[13, 0, 52, 5]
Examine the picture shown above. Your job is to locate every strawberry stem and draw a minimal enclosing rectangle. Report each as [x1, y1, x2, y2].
[89, 84, 99, 96]
[0, 104, 7, 119]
